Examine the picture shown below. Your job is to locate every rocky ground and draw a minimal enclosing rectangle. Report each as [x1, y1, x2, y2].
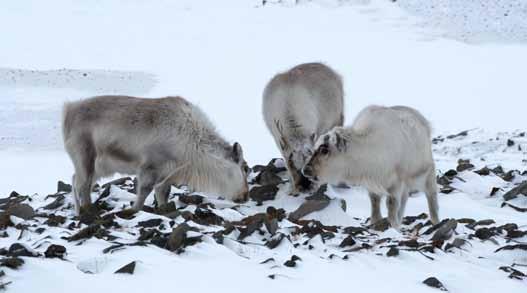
[0, 129, 526, 291]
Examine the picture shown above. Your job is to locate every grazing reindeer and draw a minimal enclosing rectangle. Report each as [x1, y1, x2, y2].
[62, 95, 249, 215]
[262, 62, 344, 194]
[303, 105, 439, 228]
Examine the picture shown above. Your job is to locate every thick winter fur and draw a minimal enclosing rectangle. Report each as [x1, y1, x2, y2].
[262, 62, 344, 193]
[63, 95, 249, 215]
[303, 105, 439, 228]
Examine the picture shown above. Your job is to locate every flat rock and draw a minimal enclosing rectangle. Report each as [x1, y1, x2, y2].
[249, 185, 279, 204]
[57, 181, 72, 193]
[423, 277, 447, 291]
[45, 245, 67, 259]
[288, 199, 330, 222]
[137, 218, 163, 228]
[179, 194, 204, 205]
[7, 204, 35, 220]
[0, 257, 24, 270]
[503, 181, 527, 201]
[8, 243, 38, 257]
[431, 219, 457, 242]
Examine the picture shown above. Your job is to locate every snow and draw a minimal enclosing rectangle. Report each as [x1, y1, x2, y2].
[1, 0, 527, 292]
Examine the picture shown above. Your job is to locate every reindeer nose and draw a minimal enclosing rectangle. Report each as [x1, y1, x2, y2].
[302, 165, 313, 177]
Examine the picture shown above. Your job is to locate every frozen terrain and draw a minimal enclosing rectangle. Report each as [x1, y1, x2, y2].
[0, 0, 526, 292]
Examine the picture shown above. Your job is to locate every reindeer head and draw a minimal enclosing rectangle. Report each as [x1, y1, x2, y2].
[274, 120, 316, 172]
[302, 127, 349, 183]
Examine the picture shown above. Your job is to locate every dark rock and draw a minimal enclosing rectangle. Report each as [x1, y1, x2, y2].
[179, 194, 204, 205]
[474, 167, 491, 176]
[295, 220, 337, 239]
[57, 181, 72, 193]
[506, 229, 527, 238]
[343, 226, 368, 236]
[266, 233, 285, 249]
[45, 214, 66, 227]
[495, 244, 527, 253]
[155, 202, 178, 216]
[423, 277, 447, 291]
[501, 170, 516, 182]
[266, 206, 286, 221]
[370, 218, 390, 231]
[424, 219, 451, 235]
[306, 184, 331, 201]
[431, 219, 457, 241]
[253, 169, 283, 186]
[466, 219, 495, 229]
[0, 213, 13, 229]
[444, 169, 458, 178]
[79, 206, 101, 224]
[288, 199, 330, 222]
[386, 247, 399, 257]
[7, 204, 35, 220]
[474, 227, 494, 240]
[264, 218, 279, 235]
[43, 195, 65, 210]
[398, 239, 421, 248]
[456, 159, 474, 172]
[66, 224, 107, 241]
[499, 266, 526, 280]
[8, 243, 38, 257]
[446, 131, 468, 139]
[193, 207, 224, 226]
[490, 187, 500, 196]
[115, 261, 136, 274]
[283, 260, 296, 268]
[339, 235, 356, 248]
[437, 175, 451, 186]
[440, 186, 455, 194]
[503, 181, 527, 201]
[445, 238, 469, 251]
[167, 223, 201, 252]
[0, 257, 24, 269]
[492, 166, 505, 175]
[501, 202, 527, 212]
[44, 245, 66, 259]
[115, 209, 138, 220]
[402, 213, 428, 225]
[457, 218, 476, 225]
[137, 218, 163, 228]
[249, 185, 279, 204]
[507, 139, 515, 147]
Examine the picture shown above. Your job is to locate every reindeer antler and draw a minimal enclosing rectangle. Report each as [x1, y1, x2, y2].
[274, 120, 289, 151]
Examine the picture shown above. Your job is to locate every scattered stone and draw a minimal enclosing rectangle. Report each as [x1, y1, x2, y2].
[495, 244, 527, 253]
[446, 130, 468, 139]
[101, 177, 132, 189]
[44, 214, 67, 227]
[490, 187, 500, 197]
[45, 245, 67, 259]
[423, 277, 447, 291]
[343, 226, 368, 236]
[444, 169, 458, 178]
[466, 219, 495, 229]
[7, 204, 35, 220]
[166, 223, 201, 253]
[42, 195, 65, 210]
[445, 238, 469, 251]
[474, 228, 494, 240]
[115, 209, 138, 220]
[283, 255, 300, 268]
[288, 198, 330, 222]
[155, 202, 178, 216]
[456, 159, 474, 172]
[339, 235, 356, 248]
[179, 194, 204, 206]
[500, 170, 516, 182]
[403, 213, 428, 225]
[431, 219, 457, 242]
[137, 218, 163, 228]
[8, 243, 38, 257]
[193, 207, 224, 226]
[114, 261, 136, 274]
[264, 218, 279, 235]
[507, 139, 515, 147]
[501, 202, 527, 212]
[398, 239, 421, 248]
[249, 185, 279, 204]
[57, 181, 72, 193]
[253, 168, 283, 186]
[457, 218, 476, 225]
[66, 224, 109, 242]
[474, 167, 491, 176]
[491, 166, 505, 175]
[499, 266, 526, 280]
[266, 233, 285, 249]
[386, 247, 399, 257]
[0, 257, 24, 269]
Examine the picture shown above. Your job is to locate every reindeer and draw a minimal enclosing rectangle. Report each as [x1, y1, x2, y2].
[262, 62, 344, 194]
[302, 105, 439, 228]
[62, 95, 249, 215]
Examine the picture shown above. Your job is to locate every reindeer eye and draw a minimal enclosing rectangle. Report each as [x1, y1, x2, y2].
[319, 144, 329, 155]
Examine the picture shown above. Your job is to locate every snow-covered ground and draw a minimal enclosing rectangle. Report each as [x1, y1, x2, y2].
[0, 0, 526, 292]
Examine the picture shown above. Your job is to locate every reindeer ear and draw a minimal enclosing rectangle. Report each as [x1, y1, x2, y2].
[334, 128, 348, 151]
[232, 142, 244, 163]
[310, 133, 316, 144]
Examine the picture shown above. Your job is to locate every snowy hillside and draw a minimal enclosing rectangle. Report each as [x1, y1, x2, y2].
[0, 0, 526, 292]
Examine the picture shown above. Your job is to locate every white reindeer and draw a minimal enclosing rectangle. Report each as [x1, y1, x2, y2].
[62, 95, 249, 215]
[302, 105, 439, 228]
[262, 62, 344, 194]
